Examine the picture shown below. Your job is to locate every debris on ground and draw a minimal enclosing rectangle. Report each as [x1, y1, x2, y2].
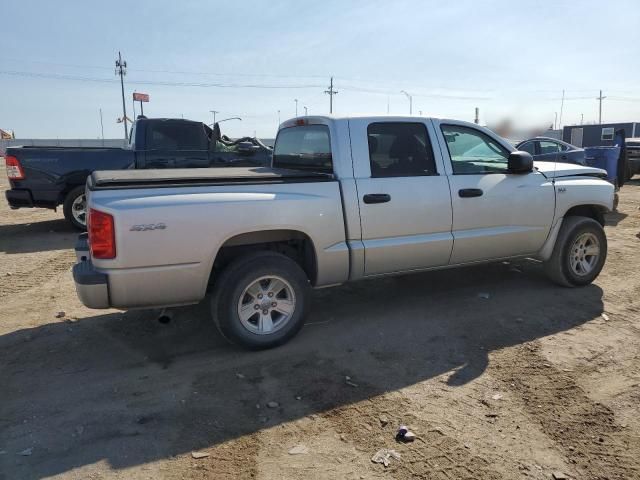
[235, 373, 245, 379]
[266, 401, 279, 408]
[288, 444, 309, 455]
[396, 425, 416, 442]
[295, 396, 302, 400]
[191, 451, 209, 459]
[371, 448, 401, 467]
[478, 292, 490, 299]
[552, 472, 568, 480]
[492, 393, 503, 400]
[345, 375, 359, 387]
[55, 311, 65, 318]
[601, 313, 610, 321]
[379, 414, 389, 427]
[18, 448, 33, 456]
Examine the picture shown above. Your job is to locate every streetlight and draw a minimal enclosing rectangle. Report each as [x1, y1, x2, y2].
[304, 106, 308, 116]
[400, 90, 413, 115]
[217, 117, 242, 124]
[278, 110, 281, 125]
[294, 99, 298, 117]
[554, 112, 558, 130]
[209, 110, 219, 125]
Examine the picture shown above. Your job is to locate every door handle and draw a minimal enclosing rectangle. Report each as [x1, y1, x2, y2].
[363, 193, 391, 204]
[458, 188, 483, 198]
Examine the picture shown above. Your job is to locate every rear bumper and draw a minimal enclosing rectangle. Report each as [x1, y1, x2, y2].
[72, 260, 110, 309]
[5, 189, 34, 209]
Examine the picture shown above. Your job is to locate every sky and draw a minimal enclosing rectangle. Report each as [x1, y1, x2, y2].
[1, 0, 639, 139]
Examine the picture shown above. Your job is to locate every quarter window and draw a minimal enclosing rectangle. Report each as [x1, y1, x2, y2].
[273, 125, 332, 172]
[441, 125, 509, 174]
[367, 122, 436, 177]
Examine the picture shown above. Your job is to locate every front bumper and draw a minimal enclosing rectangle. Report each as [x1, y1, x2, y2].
[73, 260, 110, 309]
[5, 189, 34, 209]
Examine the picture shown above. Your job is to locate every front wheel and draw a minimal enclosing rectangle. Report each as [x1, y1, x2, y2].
[63, 186, 87, 230]
[544, 216, 607, 287]
[211, 251, 311, 349]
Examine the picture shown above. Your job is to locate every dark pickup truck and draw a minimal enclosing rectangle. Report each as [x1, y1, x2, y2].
[4, 117, 272, 229]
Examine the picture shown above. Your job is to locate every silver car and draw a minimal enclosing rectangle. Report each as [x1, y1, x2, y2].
[516, 137, 585, 165]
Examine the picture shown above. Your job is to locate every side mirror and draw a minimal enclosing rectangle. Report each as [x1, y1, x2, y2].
[508, 150, 533, 173]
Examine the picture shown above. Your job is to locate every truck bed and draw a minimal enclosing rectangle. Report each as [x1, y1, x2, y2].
[88, 167, 334, 190]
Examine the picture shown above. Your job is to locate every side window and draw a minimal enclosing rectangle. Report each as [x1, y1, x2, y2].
[518, 141, 535, 155]
[441, 125, 509, 174]
[273, 125, 332, 172]
[367, 122, 436, 177]
[146, 123, 208, 150]
[539, 141, 560, 155]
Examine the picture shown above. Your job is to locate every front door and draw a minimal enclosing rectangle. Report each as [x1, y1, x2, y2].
[437, 123, 555, 264]
[350, 119, 454, 276]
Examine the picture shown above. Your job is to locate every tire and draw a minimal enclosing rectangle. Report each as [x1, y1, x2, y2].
[211, 251, 311, 349]
[544, 216, 607, 287]
[63, 186, 87, 231]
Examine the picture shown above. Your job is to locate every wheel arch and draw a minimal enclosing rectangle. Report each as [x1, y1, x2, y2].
[206, 228, 319, 291]
[538, 204, 608, 261]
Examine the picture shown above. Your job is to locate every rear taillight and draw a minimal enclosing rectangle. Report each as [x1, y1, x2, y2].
[88, 208, 116, 259]
[5, 155, 25, 180]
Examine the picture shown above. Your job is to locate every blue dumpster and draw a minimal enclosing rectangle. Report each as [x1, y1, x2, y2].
[583, 146, 621, 185]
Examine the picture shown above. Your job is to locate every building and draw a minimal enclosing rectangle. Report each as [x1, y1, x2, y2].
[562, 122, 640, 147]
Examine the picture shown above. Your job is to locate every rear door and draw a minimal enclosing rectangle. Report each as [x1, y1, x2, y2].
[350, 119, 454, 276]
[434, 121, 554, 264]
[142, 121, 210, 168]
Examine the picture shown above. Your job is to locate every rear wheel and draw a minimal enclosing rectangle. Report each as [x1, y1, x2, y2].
[544, 216, 607, 287]
[211, 251, 311, 349]
[63, 186, 87, 231]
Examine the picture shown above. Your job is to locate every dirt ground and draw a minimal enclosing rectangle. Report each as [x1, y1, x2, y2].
[1, 157, 639, 480]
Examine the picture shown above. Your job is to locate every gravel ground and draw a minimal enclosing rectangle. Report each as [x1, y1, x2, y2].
[1, 157, 639, 480]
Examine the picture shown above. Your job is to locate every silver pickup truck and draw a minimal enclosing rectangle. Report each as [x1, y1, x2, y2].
[73, 116, 614, 348]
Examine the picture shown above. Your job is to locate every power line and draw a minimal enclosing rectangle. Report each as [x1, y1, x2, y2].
[0, 70, 324, 89]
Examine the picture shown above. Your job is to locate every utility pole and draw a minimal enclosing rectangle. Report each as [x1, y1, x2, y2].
[596, 90, 606, 124]
[474, 107, 479, 124]
[324, 77, 338, 114]
[554, 112, 558, 130]
[115, 52, 128, 141]
[277, 110, 281, 125]
[294, 98, 298, 117]
[99, 108, 104, 143]
[304, 106, 308, 116]
[580, 113, 584, 125]
[559, 89, 565, 130]
[400, 90, 413, 115]
[386, 96, 390, 114]
[209, 110, 219, 126]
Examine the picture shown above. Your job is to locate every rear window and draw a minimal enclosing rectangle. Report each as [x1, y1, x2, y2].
[273, 125, 332, 173]
[146, 122, 208, 150]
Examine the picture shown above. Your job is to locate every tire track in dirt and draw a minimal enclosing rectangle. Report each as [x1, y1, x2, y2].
[0, 250, 75, 299]
[493, 343, 640, 480]
[321, 394, 502, 480]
